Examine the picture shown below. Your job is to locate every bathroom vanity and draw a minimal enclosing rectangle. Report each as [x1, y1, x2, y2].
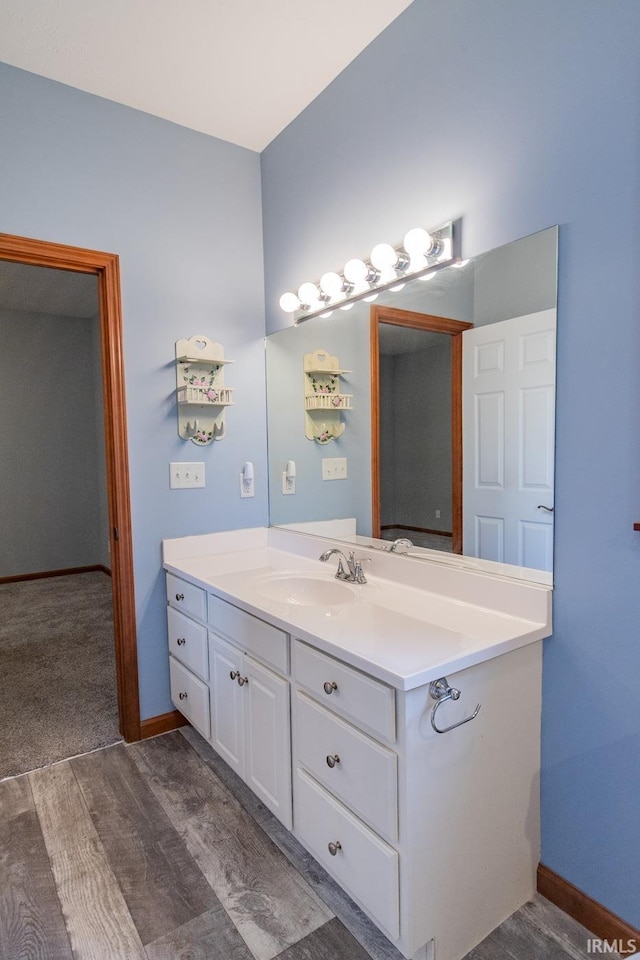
[163, 526, 551, 960]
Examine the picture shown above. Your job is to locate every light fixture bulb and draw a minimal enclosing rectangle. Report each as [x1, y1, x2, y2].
[370, 243, 397, 270]
[319, 272, 345, 297]
[403, 227, 434, 256]
[298, 282, 320, 306]
[279, 291, 300, 313]
[343, 258, 368, 284]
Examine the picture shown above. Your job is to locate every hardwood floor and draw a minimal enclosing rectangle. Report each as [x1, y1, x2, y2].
[0, 729, 619, 960]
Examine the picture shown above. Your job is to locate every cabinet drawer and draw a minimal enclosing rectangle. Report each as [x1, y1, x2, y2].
[168, 607, 208, 681]
[294, 640, 395, 742]
[170, 657, 210, 740]
[208, 594, 289, 674]
[166, 573, 206, 622]
[295, 768, 399, 939]
[295, 692, 397, 842]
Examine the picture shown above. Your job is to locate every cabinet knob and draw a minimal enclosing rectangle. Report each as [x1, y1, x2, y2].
[178, 691, 188, 700]
[323, 681, 338, 695]
[175, 593, 185, 601]
[237, 675, 248, 687]
[326, 754, 340, 768]
[328, 841, 342, 856]
[229, 670, 239, 681]
[176, 638, 186, 646]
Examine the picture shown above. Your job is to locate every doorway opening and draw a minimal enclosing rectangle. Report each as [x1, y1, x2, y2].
[370, 305, 472, 555]
[0, 232, 140, 749]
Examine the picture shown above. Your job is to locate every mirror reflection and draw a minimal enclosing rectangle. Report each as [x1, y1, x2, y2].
[266, 226, 557, 582]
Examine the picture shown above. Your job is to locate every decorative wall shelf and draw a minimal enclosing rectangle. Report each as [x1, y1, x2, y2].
[175, 335, 234, 445]
[303, 348, 352, 444]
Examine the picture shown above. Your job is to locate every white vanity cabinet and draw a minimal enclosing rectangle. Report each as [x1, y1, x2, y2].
[163, 529, 549, 960]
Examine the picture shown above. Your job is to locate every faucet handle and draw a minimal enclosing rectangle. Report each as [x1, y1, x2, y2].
[352, 556, 370, 584]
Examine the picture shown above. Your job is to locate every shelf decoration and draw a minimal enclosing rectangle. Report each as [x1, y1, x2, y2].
[175, 335, 234, 445]
[303, 348, 352, 444]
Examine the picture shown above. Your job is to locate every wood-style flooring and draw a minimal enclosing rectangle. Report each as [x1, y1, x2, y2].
[0, 727, 615, 960]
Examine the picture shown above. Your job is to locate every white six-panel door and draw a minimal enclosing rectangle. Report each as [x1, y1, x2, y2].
[462, 309, 556, 571]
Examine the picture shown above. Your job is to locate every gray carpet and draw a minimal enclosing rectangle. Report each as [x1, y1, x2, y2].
[0, 571, 122, 780]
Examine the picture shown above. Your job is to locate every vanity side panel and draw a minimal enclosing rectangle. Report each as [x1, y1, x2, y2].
[396, 641, 542, 960]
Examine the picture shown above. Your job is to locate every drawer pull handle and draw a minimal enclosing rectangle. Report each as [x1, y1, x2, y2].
[429, 677, 481, 734]
[323, 681, 338, 695]
[175, 593, 185, 601]
[178, 691, 188, 700]
[176, 638, 186, 646]
[237, 675, 248, 687]
[229, 670, 239, 681]
[326, 754, 340, 768]
[328, 841, 342, 856]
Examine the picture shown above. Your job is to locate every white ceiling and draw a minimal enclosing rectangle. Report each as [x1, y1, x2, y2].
[0, 0, 413, 151]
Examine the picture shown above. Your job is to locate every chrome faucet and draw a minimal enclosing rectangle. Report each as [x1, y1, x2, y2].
[386, 537, 413, 554]
[319, 548, 368, 584]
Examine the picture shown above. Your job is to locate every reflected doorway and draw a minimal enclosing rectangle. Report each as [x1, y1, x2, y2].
[370, 305, 472, 555]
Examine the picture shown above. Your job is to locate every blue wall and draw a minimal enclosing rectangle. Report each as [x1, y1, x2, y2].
[262, 0, 640, 931]
[0, 62, 268, 720]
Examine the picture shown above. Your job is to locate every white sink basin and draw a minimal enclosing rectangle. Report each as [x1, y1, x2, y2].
[256, 574, 356, 607]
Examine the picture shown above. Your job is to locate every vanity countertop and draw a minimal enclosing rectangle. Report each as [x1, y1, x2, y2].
[163, 528, 551, 690]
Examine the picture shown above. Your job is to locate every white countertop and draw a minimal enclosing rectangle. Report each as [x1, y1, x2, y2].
[163, 528, 552, 691]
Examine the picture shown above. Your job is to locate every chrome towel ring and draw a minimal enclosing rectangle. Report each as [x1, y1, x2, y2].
[429, 677, 481, 734]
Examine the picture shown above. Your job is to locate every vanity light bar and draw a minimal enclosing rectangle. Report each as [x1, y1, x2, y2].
[279, 221, 455, 324]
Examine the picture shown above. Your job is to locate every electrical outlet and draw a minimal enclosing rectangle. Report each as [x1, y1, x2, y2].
[322, 457, 348, 481]
[170, 462, 205, 489]
[435, 509, 441, 519]
[282, 472, 296, 495]
[240, 474, 255, 498]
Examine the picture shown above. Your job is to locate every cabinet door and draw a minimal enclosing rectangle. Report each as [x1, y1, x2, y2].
[245, 655, 292, 830]
[209, 634, 245, 778]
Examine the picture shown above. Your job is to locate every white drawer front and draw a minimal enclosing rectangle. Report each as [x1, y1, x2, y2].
[167, 573, 206, 622]
[167, 607, 208, 681]
[170, 657, 210, 740]
[295, 768, 399, 939]
[294, 640, 395, 742]
[208, 594, 289, 674]
[295, 692, 397, 842]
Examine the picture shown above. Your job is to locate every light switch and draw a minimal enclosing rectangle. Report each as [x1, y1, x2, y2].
[322, 457, 347, 480]
[170, 462, 205, 489]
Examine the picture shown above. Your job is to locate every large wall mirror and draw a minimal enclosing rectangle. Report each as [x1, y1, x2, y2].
[266, 226, 558, 583]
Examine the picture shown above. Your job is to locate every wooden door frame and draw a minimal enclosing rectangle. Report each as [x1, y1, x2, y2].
[370, 305, 473, 555]
[0, 232, 141, 742]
